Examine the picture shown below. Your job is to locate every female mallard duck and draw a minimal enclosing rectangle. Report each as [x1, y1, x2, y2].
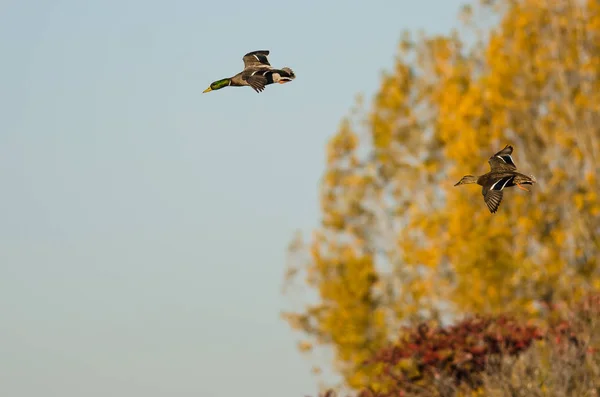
[202, 50, 296, 94]
[454, 145, 537, 213]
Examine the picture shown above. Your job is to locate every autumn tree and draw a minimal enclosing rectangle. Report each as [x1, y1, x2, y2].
[282, 0, 600, 392]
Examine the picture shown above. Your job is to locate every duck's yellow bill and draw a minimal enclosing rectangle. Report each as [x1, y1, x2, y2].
[203, 87, 212, 93]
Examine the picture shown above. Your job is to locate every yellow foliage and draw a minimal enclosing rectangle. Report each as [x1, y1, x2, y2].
[298, 341, 313, 353]
[282, 0, 600, 391]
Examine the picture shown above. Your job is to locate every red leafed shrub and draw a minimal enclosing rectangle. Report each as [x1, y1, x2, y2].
[362, 315, 546, 391]
[308, 295, 600, 397]
[357, 295, 600, 396]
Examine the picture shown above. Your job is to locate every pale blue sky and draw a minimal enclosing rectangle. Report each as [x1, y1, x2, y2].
[1, 1, 467, 396]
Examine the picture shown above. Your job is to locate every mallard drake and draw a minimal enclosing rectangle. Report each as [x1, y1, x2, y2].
[202, 50, 296, 94]
[454, 145, 536, 213]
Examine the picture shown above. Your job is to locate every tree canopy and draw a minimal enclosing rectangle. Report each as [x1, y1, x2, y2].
[282, 0, 600, 391]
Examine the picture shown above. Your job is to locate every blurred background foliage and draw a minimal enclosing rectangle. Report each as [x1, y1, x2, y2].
[281, 0, 600, 392]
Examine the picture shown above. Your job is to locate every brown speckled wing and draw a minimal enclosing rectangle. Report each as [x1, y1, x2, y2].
[488, 145, 517, 172]
[483, 187, 504, 214]
[242, 50, 271, 69]
[245, 75, 267, 93]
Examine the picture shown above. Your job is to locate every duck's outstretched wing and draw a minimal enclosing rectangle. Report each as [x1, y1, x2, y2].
[242, 50, 271, 69]
[488, 145, 517, 172]
[481, 174, 515, 213]
[243, 74, 267, 93]
[483, 188, 504, 214]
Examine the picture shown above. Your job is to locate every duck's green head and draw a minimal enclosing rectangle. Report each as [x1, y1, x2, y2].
[203, 78, 231, 93]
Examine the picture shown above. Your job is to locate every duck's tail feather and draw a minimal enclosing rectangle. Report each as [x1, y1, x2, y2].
[281, 67, 295, 79]
[263, 68, 296, 85]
